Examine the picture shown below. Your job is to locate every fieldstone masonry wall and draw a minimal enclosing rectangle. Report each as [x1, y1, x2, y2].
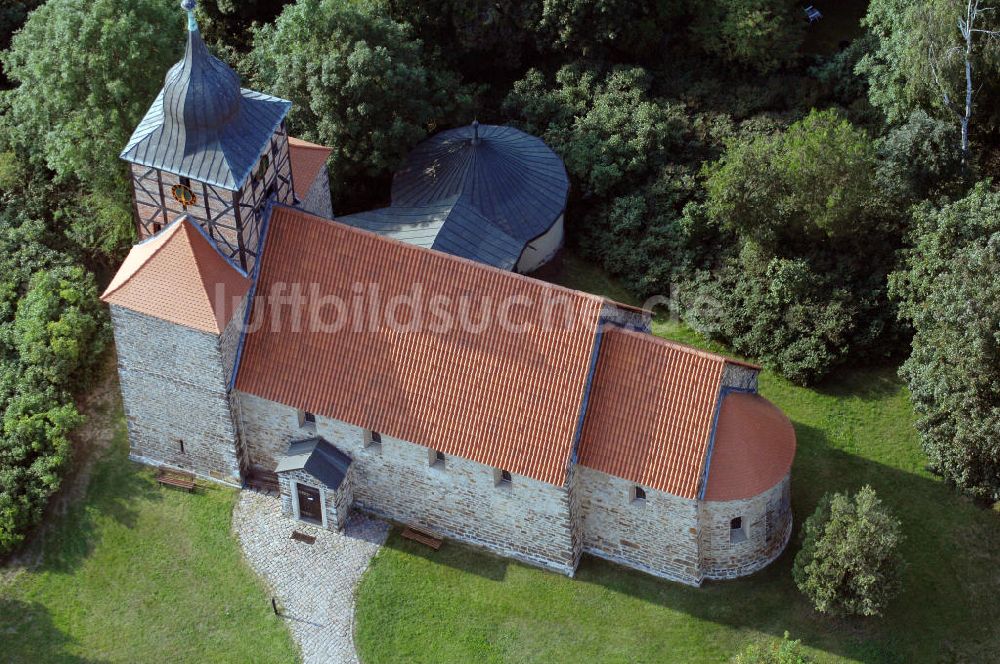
[111, 306, 241, 484]
[699, 472, 792, 580]
[574, 466, 702, 585]
[301, 164, 333, 219]
[235, 391, 579, 574]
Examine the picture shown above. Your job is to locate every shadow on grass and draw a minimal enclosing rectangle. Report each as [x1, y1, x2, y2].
[570, 420, 1000, 664]
[0, 598, 106, 663]
[379, 530, 509, 582]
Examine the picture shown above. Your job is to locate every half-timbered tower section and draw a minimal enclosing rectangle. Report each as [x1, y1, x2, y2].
[120, 4, 294, 272]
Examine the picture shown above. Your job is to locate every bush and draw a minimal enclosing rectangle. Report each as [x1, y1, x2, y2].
[249, 0, 472, 207]
[733, 632, 813, 664]
[793, 486, 904, 617]
[690, 0, 805, 73]
[890, 183, 1000, 501]
[690, 110, 900, 383]
[0, 212, 109, 555]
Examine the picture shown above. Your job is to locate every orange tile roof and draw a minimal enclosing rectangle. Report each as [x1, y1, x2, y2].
[101, 217, 250, 334]
[577, 329, 727, 499]
[235, 206, 604, 486]
[288, 136, 333, 200]
[703, 392, 796, 501]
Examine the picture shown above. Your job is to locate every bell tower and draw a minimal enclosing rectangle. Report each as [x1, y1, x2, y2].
[120, 0, 296, 272]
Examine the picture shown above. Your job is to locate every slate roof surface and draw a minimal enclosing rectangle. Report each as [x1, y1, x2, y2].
[100, 217, 250, 334]
[120, 23, 290, 191]
[392, 124, 569, 245]
[236, 206, 603, 487]
[276, 437, 352, 491]
[702, 392, 796, 501]
[337, 196, 524, 270]
[288, 137, 333, 200]
[577, 329, 729, 500]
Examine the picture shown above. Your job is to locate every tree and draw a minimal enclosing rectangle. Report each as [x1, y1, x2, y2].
[859, 0, 1000, 157]
[534, 0, 684, 60]
[875, 109, 964, 204]
[0, 0, 181, 191]
[733, 632, 813, 664]
[690, 0, 805, 73]
[793, 486, 905, 617]
[248, 0, 471, 207]
[927, 0, 1000, 167]
[890, 182, 1000, 501]
[703, 109, 886, 252]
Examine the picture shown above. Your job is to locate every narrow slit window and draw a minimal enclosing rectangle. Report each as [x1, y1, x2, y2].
[178, 439, 185, 455]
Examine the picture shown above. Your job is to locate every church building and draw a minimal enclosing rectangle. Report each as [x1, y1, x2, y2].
[102, 1, 796, 586]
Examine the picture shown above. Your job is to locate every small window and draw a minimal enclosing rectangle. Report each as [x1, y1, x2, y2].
[366, 430, 382, 448]
[152, 221, 163, 234]
[730, 516, 747, 544]
[494, 468, 512, 487]
[178, 439, 185, 455]
[631, 486, 646, 503]
[429, 448, 445, 468]
[298, 410, 316, 430]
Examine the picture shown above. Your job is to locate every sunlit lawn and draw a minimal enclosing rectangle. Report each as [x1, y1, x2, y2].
[354, 253, 1000, 663]
[0, 396, 298, 663]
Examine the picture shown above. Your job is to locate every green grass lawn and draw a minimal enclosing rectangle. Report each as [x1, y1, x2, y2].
[0, 391, 298, 663]
[354, 253, 1000, 664]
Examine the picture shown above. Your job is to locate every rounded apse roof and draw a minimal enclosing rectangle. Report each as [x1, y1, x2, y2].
[703, 392, 796, 502]
[391, 123, 569, 244]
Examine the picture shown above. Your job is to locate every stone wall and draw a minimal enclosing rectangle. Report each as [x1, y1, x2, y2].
[301, 164, 333, 219]
[235, 391, 578, 574]
[573, 465, 702, 585]
[698, 472, 792, 580]
[111, 305, 241, 485]
[722, 363, 759, 391]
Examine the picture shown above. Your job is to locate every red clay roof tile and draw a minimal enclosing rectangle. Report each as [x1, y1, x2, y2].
[235, 206, 604, 486]
[288, 136, 333, 200]
[578, 329, 726, 499]
[101, 217, 250, 334]
[703, 392, 796, 501]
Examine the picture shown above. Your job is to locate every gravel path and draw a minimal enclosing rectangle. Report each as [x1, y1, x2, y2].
[233, 491, 388, 664]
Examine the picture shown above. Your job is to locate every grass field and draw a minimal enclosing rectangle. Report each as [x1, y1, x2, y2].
[0, 385, 298, 663]
[354, 254, 1000, 664]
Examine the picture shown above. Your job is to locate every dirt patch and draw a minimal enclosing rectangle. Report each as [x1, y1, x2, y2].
[1, 351, 122, 584]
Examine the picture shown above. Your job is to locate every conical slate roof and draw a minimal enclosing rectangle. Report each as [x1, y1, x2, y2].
[337, 196, 524, 270]
[391, 123, 569, 244]
[120, 3, 290, 190]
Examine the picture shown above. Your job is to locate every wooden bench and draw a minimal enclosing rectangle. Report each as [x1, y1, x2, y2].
[156, 469, 196, 492]
[402, 526, 442, 550]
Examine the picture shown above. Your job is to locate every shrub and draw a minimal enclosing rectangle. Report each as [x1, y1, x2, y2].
[690, 0, 805, 73]
[793, 486, 904, 617]
[733, 632, 813, 664]
[890, 183, 1000, 501]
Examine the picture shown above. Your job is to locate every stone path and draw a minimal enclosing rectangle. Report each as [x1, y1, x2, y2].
[233, 491, 388, 664]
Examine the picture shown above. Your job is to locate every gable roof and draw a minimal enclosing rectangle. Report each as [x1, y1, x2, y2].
[275, 437, 352, 491]
[577, 329, 729, 499]
[703, 392, 796, 501]
[120, 22, 290, 190]
[288, 137, 333, 200]
[101, 217, 250, 334]
[235, 205, 603, 487]
[392, 123, 569, 244]
[337, 196, 524, 270]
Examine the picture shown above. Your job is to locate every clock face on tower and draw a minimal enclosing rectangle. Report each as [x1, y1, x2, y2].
[171, 183, 197, 207]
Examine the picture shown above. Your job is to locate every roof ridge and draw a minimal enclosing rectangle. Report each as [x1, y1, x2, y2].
[100, 220, 185, 301]
[178, 222, 226, 333]
[604, 326, 757, 369]
[311, 204, 605, 306]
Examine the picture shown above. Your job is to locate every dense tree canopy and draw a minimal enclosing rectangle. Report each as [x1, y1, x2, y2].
[891, 183, 1000, 501]
[793, 486, 904, 617]
[691, 0, 805, 73]
[249, 0, 471, 207]
[0, 0, 181, 190]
